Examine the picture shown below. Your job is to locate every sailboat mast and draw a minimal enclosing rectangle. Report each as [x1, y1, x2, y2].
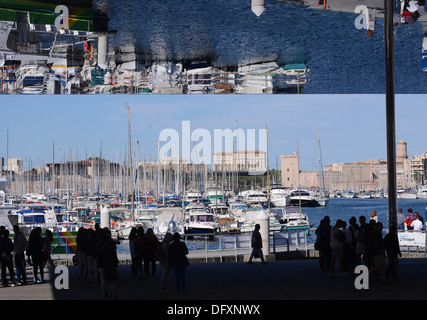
[127, 105, 135, 221]
[266, 125, 270, 213]
[318, 129, 326, 197]
[297, 140, 302, 214]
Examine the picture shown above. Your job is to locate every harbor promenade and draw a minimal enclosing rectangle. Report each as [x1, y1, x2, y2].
[1, 257, 427, 302]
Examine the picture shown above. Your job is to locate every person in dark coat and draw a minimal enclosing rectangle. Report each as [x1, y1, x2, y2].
[142, 228, 159, 277]
[160, 232, 173, 293]
[384, 225, 401, 282]
[0, 229, 16, 287]
[134, 227, 145, 275]
[367, 222, 388, 284]
[169, 232, 189, 292]
[13, 225, 28, 285]
[128, 227, 139, 274]
[27, 227, 44, 284]
[315, 217, 332, 271]
[97, 230, 119, 300]
[248, 224, 267, 265]
[76, 227, 88, 283]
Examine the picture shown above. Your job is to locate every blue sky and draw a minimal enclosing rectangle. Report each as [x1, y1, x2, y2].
[0, 94, 426, 171]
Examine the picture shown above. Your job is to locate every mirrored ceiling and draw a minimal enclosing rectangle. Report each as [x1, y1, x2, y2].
[0, 0, 427, 94]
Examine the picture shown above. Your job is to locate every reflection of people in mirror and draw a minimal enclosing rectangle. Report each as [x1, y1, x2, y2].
[84, 41, 94, 60]
[366, 8, 377, 37]
[401, 0, 420, 24]
[318, 0, 327, 9]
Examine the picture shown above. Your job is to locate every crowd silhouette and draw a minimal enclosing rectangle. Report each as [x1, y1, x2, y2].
[0, 222, 191, 299]
[0, 225, 59, 287]
[314, 208, 421, 283]
[0, 207, 421, 297]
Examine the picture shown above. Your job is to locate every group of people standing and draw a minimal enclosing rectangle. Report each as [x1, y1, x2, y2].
[394, 0, 424, 25]
[315, 213, 402, 284]
[397, 208, 424, 230]
[128, 227, 189, 293]
[0, 225, 54, 287]
[75, 225, 121, 300]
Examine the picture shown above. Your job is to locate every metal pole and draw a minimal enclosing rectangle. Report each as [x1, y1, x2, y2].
[385, 0, 397, 229]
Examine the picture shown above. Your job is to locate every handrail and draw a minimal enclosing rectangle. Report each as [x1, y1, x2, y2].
[50, 227, 427, 262]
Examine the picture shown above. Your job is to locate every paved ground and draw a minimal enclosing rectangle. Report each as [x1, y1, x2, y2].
[2, 257, 427, 303]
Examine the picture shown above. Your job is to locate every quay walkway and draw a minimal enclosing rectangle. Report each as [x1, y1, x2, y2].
[1, 256, 427, 303]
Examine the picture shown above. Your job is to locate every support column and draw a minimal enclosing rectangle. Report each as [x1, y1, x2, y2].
[97, 35, 108, 67]
[384, 0, 397, 228]
[100, 204, 110, 229]
[255, 210, 270, 257]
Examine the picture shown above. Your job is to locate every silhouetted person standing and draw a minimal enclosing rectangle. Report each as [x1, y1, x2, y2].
[385, 225, 401, 282]
[0, 229, 16, 287]
[248, 224, 267, 265]
[169, 232, 189, 293]
[160, 232, 173, 293]
[368, 222, 388, 284]
[142, 228, 159, 276]
[13, 225, 28, 285]
[315, 218, 331, 271]
[97, 230, 119, 300]
[27, 227, 44, 284]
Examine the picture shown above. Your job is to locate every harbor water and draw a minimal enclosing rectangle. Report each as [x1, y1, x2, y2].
[115, 198, 427, 254]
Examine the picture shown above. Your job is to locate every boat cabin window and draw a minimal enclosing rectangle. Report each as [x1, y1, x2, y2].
[291, 191, 310, 196]
[195, 215, 214, 222]
[23, 215, 45, 223]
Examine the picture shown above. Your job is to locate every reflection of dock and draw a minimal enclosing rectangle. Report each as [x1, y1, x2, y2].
[0, 0, 313, 94]
[0, 0, 107, 31]
[0, 0, 114, 94]
[281, 0, 385, 16]
[1, 54, 310, 94]
[0, 2, 310, 95]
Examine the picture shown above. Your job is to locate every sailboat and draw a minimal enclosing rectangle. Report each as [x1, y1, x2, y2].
[273, 140, 311, 233]
[316, 130, 328, 207]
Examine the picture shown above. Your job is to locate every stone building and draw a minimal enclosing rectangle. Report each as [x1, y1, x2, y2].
[280, 140, 426, 192]
[213, 150, 267, 174]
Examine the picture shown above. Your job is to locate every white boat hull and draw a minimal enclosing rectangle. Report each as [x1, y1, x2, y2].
[271, 198, 290, 207]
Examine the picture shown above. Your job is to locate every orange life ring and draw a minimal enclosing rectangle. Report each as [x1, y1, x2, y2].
[147, 197, 152, 202]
